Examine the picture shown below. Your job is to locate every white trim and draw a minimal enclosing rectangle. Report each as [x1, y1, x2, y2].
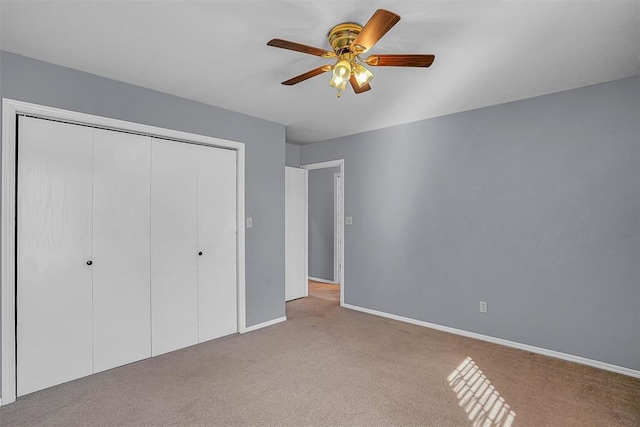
[301, 160, 342, 171]
[301, 159, 345, 307]
[1, 100, 18, 405]
[1, 98, 247, 405]
[343, 303, 640, 379]
[242, 316, 287, 333]
[308, 277, 339, 285]
[333, 173, 341, 284]
[303, 170, 309, 298]
[236, 144, 247, 333]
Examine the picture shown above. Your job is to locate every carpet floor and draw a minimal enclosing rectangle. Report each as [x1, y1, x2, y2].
[1, 283, 639, 426]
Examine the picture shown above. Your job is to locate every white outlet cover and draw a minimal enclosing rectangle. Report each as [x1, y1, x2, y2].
[345, 216, 353, 225]
[246, 217, 253, 228]
[479, 301, 488, 313]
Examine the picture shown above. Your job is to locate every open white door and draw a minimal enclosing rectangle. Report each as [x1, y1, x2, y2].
[285, 167, 308, 301]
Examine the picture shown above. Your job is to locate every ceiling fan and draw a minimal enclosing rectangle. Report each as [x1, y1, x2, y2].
[267, 9, 435, 97]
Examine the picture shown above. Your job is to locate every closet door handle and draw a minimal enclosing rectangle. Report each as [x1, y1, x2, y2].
[86, 260, 93, 266]
[198, 252, 203, 256]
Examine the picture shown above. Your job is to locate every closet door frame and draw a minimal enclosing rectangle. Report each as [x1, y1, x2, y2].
[1, 98, 247, 405]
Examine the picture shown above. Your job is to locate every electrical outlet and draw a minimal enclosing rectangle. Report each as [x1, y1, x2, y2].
[246, 217, 253, 228]
[345, 216, 353, 225]
[479, 301, 488, 313]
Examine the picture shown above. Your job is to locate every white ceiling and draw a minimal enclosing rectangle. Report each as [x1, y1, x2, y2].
[1, 1, 639, 144]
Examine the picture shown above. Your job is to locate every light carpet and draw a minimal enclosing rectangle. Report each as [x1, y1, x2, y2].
[1, 285, 639, 426]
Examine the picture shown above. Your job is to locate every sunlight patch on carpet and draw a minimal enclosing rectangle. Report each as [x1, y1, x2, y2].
[448, 357, 516, 426]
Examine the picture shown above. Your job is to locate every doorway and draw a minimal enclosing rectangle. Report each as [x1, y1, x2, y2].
[301, 160, 344, 306]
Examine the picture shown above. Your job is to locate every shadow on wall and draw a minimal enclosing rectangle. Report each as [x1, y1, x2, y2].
[448, 357, 516, 426]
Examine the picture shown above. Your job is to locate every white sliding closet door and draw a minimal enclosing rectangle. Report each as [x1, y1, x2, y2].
[151, 139, 199, 356]
[197, 146, 237, 342]
[93, 130, 151, 373]
[17, 117, 94, 396]
[285, 167, 308, 301]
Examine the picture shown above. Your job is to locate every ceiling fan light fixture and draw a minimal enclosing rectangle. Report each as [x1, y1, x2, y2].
[329, 78, 348, 92]
[353, 63, 374, 87]
[329, 59, 351, 92]
[268, 9, 434, 96]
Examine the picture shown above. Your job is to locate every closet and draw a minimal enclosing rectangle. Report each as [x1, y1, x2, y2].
[16, 116, 237, 396]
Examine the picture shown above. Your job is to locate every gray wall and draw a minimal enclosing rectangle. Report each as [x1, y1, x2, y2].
[0, 51, 287, 395]
[300, 76, 640, 371]
[285, 143, 300, 167]
[308, 167, 340, 281]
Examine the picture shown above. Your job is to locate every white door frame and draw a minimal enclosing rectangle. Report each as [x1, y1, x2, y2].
[333, 173, 342, 284]
[1, 98, 247, 405]
[300, 160, 345, 306]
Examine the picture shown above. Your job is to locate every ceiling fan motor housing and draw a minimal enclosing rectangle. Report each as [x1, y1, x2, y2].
[328, 22, 363, 55]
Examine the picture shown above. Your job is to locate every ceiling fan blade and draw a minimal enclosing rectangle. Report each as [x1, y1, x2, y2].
[365, 54, 435, 67]
[349, 75, 371, 94]
[281, 65, 333, 86]
[351, 9, 400, 54]
[267, 38, 336, 58]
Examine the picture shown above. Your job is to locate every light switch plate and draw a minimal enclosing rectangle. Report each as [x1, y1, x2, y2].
[345, 216, 353, 225]
[246, 217, 253, 228]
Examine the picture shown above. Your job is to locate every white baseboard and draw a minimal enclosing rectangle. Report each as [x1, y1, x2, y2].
[242, 316, 287, 333]
[308, 276, 338, 285]
[343, 303, 640, 379]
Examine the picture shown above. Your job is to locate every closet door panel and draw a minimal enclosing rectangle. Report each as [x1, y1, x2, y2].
[93, 130, 151, 373]
[17, 117, 94, 396]
[197, 147, 237, 342]
[151, 139, 199, 356]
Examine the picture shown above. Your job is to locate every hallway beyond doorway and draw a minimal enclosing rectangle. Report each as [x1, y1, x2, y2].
[308, 280, 339, 303]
